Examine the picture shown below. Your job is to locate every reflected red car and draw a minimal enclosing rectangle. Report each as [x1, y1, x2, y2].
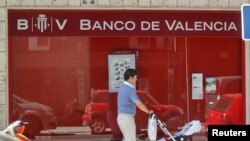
[205, 93, 243, 126]
[82, 90, 185, 134]
[12, 95, 58, 138]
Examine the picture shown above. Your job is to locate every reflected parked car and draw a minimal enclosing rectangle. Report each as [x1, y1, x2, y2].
[12, 95, 57, 138]
[205, 93, 243, 126]
[205, 76, 241, 111]
[82, 90, 185, 134]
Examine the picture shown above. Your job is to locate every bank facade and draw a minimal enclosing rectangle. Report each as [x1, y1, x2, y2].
[1, 0, 250, 138]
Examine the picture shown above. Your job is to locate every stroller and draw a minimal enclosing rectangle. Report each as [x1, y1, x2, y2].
[148, 113, 202, 141]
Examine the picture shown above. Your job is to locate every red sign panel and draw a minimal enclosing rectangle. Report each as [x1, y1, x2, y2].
[8, 10, 241, 36]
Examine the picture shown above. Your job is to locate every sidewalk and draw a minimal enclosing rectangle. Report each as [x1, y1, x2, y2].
[40, 126, 90, 135]
[35, 127, 207, 141]
[36, 126, 148, 141]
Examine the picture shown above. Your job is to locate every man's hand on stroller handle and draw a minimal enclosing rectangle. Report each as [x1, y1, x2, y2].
[148, 110, 155, 118]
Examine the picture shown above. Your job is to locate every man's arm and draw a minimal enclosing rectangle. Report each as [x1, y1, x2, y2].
[135, 100, 150, 114]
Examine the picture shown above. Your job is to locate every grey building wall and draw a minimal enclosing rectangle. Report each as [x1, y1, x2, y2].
[1, 0, 250, 129]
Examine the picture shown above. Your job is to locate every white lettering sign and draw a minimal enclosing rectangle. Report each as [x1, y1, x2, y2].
[141, 21, 160, 31]
[164, 20, 237, 31]
[80, 19, 136, 31]
[17, 19, 28, 30]
[16, 15, 239, 34]
[55, 19, 68, 30]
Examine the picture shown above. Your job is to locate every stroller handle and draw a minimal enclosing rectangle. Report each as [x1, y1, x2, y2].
[149, 112, 177, 141]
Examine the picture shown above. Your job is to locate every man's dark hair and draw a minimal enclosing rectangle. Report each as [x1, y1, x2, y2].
[124, 69, 137, 81]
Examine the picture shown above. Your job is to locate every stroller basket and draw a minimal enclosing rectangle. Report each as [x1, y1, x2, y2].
[149, 113, 202, 141]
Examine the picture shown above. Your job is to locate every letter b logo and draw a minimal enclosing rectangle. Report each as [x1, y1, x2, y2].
[17, 19, 28, 30]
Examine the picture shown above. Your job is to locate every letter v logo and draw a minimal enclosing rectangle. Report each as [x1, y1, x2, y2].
[55, 19, 68, 30]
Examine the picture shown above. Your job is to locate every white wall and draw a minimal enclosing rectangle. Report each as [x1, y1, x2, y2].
[1, 0, 250, 129]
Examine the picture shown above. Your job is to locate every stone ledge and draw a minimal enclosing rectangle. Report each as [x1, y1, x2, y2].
[178, 0, 190, 7]
[0, 104, 7, 129]
[0, 40, 5, 52]
[0, 22, 6, 40]
[22, 0, 35, 6]
[218, 0, 229, 8]
[0, 52, 6, 72]
[190, 0, 208, 7]
[0, 80, 6, 92]
[35, 0, 52, 6]
[0, 0, 6, 7]
[0, 8, 6, 21]
[7, 0, 21, 6]
[164, 0, 177, 7]
[0, 0, 248, 9]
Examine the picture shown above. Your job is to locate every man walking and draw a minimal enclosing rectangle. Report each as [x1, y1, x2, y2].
[117, 69, 150, 141]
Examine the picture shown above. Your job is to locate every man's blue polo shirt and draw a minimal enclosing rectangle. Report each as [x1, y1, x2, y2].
[117, 81, 139, 114]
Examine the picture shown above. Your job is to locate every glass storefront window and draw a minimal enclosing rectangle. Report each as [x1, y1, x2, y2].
[10, 36, 242, 139]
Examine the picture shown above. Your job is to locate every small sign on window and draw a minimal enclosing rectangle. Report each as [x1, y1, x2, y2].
[108, 54, 135, 93]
